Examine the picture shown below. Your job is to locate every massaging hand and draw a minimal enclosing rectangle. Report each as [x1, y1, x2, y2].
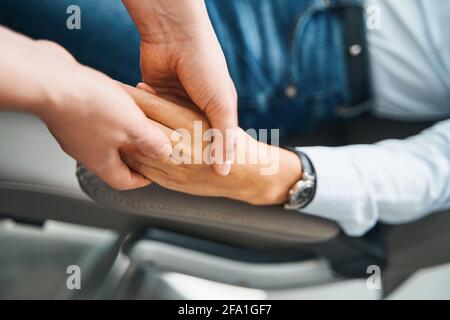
[0, 27, 171, 190]
[120, 84, 302, 205]
[123, 0, 238, 176]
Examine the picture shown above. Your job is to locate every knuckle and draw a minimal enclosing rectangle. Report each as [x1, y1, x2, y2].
[127, 119, 148, 140]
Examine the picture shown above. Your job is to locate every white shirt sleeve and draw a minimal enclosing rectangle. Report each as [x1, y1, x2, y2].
[298, 119, 450, 237]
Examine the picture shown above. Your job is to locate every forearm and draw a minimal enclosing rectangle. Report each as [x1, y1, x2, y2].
[0, 26, 102, 123]
[122, 0, 211, 43]
[0, 26, 51, 113]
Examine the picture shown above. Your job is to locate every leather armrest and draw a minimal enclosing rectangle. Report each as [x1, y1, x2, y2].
[77, 165, 340, 251]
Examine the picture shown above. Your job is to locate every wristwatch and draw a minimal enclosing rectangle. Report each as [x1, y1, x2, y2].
[284, 147, 317, 210]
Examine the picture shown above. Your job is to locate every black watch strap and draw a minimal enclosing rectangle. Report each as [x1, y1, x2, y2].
[284, 147, 317, 210]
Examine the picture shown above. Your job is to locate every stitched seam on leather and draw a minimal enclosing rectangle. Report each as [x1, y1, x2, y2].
[82, 183, 327, 240]
[77, 167, 332, 240]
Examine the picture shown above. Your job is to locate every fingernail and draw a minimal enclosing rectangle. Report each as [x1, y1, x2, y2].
[219, 164, 231, 176]
[154, 143, 172, 159]
[219, 159, 232, 176]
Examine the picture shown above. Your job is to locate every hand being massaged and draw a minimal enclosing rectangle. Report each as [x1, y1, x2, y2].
[119, 83, 302, 206]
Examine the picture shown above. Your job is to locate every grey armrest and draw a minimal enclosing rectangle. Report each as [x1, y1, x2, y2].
[77, 165, 339, 250]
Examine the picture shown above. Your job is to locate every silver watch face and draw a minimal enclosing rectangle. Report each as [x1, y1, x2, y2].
[292, 185, 315, 208]
[284, 150, 316, 210]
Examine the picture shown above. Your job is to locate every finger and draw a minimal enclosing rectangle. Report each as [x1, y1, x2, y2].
[121, 148, 169, 175]
[132, 118, 173, 159]
[136, 82, 157, 94]
[120, 151, 158, 177]
[121, 83, 208, 131]
[205, 82, 238, 176]
[123, 121, 182, 169]
[129, 162, 168, 188]
[137, 82, 199, 112]
[120, 147, 170, 186]
[93, 152, 152, 190]
[178, 56, 239, 176]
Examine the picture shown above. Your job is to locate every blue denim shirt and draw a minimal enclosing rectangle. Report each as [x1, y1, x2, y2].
[207, 0, 357, 134]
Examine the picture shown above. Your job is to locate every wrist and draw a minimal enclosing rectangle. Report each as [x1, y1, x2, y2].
[259, 148, 303, 205]
[235, 142, 302, 206]
[0, 33, 60, 115]
[124, 0, 209, 44]
[34, 65, 95, 121]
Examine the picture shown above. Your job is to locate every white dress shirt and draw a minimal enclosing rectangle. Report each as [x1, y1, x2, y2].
[299, 0, 450, 236]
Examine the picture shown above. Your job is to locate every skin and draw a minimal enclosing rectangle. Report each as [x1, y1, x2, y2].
[0, 26, 171, 190]
[120, 84, 303, 206]
[123, 0, 238, 176]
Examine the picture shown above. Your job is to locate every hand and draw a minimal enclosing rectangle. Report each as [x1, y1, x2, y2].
[25, 42, 171, 190]
[123, 0, 238, 176]
[120, 84, 302, 205]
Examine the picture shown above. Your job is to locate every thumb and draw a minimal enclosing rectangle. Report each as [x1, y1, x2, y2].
[180, 65, 238, 176]
[202, 80, 238, 176]
[94, 152, 151, 190]
[133, 119, 173, 159]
